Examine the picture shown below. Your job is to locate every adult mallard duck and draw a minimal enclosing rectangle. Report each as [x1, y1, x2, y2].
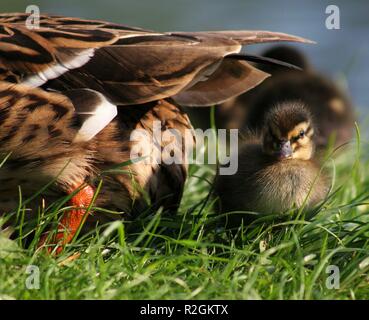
[0, 13, 311, 252]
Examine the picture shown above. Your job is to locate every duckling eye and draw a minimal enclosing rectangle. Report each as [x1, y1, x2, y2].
[298, 130, 305, 139]
[292, 130, 306, 142]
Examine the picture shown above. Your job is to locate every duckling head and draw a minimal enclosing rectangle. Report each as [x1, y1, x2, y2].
[262, 102, 315, 160]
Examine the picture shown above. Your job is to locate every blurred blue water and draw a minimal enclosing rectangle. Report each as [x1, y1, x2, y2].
[1, 0, 369, 117]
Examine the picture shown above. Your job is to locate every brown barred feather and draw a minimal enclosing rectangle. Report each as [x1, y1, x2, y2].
[0, 81, 94, 198]
[0, 85, 191, 219]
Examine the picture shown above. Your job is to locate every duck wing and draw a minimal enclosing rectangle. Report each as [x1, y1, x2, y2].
[0, 13, 313, 106]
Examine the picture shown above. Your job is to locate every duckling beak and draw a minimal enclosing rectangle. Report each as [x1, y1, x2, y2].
[277, 140, 293, 159]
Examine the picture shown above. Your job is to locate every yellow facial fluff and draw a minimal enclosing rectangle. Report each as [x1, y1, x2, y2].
[289, 121, 314, 160]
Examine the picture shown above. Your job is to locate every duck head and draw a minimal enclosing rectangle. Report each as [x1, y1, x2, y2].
[262, 102, 315, 160]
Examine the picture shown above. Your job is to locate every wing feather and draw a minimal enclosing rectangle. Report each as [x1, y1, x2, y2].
[172, 59, 270, 106]
[0, 13, 314, 106]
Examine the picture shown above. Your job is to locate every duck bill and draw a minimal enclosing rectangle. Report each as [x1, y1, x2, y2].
[277, 141, 293, 159]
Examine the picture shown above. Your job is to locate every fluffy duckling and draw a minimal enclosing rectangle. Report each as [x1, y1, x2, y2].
[215, 102, 328, 221]
[217, 46, 355, 149]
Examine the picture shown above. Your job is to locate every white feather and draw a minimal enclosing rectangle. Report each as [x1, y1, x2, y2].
[73, 91, 117, 143]
[22, 49, 95, 87]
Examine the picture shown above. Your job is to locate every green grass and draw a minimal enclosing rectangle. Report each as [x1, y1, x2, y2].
[1, 132, 369, 300]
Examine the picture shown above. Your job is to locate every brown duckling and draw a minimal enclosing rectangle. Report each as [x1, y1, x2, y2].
[215, 102, 328, 222]
[216, 46, 355, 149]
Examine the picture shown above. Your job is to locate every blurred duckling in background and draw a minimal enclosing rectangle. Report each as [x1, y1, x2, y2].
[215, 102, 328, 222]
[216, 45, 355, 149]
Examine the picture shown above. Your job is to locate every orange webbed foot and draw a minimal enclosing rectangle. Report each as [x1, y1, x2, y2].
[38, 184, 95, 255]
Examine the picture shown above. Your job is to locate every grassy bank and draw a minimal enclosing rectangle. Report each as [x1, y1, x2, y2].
[0, 134, 369, 300]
